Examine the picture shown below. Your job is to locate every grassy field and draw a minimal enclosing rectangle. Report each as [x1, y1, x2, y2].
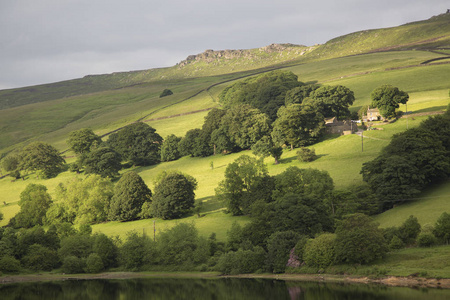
[374, 180, 450, 228]
[374, 246, 450, 278]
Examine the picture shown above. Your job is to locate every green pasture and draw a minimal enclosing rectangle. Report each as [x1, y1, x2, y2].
[326, 63, 450, 107]
[374, 180, 450, 229]
[91, 211, 251, 242]
[377, 245, 450, 278]
[287, 50, 444, 83]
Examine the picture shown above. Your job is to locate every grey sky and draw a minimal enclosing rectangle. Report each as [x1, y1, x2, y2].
[1, 0, 448, 89]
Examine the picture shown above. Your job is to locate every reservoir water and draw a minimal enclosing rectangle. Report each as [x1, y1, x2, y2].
[1, 277, 449, 299]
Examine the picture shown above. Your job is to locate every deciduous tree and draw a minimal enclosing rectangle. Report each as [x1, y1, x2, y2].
[152, 171, 197, 220]
[84, 147, 122, 178]
[19, 142, 65, 178]
[370, 85, 409, 119]
[67, 128, 102, 155]
[11, 184, 52, 228]
[335, 213, 387, 264]
[216, 155, 268, 215]
[109, 171, 152, 222]
[107, 122, 163, 166]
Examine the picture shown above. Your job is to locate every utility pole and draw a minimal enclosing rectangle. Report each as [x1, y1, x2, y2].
[153, 220, 156, 242]
[406, 103, 408, 130]
[361, 129, 364, 152]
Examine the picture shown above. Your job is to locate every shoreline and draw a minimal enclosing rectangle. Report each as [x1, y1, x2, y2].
[2, 272, 450, 289]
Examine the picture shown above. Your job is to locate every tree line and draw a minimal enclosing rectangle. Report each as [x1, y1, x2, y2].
[2, 211, 448, 275]
[6, 169, 197, 230]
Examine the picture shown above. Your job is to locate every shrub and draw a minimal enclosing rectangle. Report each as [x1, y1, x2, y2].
[335, 213, 387, 265]
[389, 235, 404, 250]
[303, 233, 337, 268]
[433, 212, 450, 245]
[266, 231, 301, 273]
[398, 215, 421, 245]
[417, 232, 437, 247]
[160, 89, 173, 98]
[297, 147, 317, 162]
[62, 255, 85, 274]
[119, 231, 156, 270]
[0, 255, 21, 273]
[22, 244, 59, 271]
[85, 253, 104, 273]
[215, 247, 265, 275]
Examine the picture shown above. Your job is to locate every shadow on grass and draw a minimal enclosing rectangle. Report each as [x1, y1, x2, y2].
[279, 156, 297, 164]
[410, 105, 448, 114]
[196, 196, 224, 214]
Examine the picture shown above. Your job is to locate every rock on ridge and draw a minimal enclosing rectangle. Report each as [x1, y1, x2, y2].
[177, 43, 309, 68]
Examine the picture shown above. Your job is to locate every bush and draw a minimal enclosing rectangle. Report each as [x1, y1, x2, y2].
[398, 215, 421, 245]
[85, 253, 104, 273]
[266, 231, 301, 273]
[62, 256, 85, 274]
[417, 232, 437, 247]
[303, 233, 337, 268]
[0, 255, 21, 273]
[389, 235, 404, 250]
[160, 89, 173, 98]
[22, 244, 59, 271]
[335, 213, 387, 265]
[215, 247, 265, 275]
[297, 147, 317, 162]
[120, 231, 156, 270]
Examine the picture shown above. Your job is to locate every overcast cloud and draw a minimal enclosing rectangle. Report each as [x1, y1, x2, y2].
[0, 0, 448, 89]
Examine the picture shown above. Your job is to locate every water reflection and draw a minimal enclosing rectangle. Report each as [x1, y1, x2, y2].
[0, 277, 449, 300]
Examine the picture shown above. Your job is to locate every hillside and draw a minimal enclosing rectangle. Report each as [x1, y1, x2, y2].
[0, 12, 449, 239]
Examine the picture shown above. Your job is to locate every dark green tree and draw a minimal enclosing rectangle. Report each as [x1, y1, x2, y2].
[284, 85, 320, 105]
[433, 212, 450, 245]
[272, 166, 334, 201]
[159, 88, 173, 97]
[210, 127, 235, 154]
[107, 122, 163, 166]
[19, 142, 65, 178]
[119, 231, 157, 270]
[421, 110, 450, 151]
[370, 85, 409, 119]
[309, 85, 355, 119]
[219, 70, 301, 121]
[67, 128, 102, 155]
[397, 215, 421, 245]
[361, 128, 450, 208]
[335, 213, 388, 264]
[109, 171, 152, 222]
[22, 244, 59, 271]
[202, 108, 227, 155]
[220, 104, 271, 150]
[296, 147, 317, 162]
[266, 230, 301, 273]
[152, 171, 197, 220]
[161, 134, 182, 162]
[1, 152, 21, 176]
[272, 104, 324, 150]
[84, 147, 122, 178]
[157, 223, 209, 266]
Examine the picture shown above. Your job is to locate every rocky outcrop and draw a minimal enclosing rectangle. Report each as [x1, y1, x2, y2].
[177, 43, 310, 68]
